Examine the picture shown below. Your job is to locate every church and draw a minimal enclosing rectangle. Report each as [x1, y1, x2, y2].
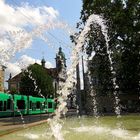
[7, 47, 67, 97]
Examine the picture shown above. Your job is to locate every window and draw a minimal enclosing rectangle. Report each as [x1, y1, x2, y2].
[29, 101, 32, 109]
[0, 101, 3, 111]
[36, 102, 40, 109]
[7, 99, 11, 110]
[4, 101, 7, 111]
[32, 103, 36, 111]
[48, 102, 52, 109]
[41, 102, 45, 110]
[17, 100, 25, 109]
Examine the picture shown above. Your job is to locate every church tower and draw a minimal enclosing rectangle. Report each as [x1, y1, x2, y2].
[55, 47, 67, 80]
[41, 57, 46, 68]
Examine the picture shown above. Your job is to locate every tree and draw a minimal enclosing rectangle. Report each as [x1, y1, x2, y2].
[10, 87, 19, 94]
[79, 0, 140, 95]
[75, 0, 140, 113]
[20, 64, 54, 97]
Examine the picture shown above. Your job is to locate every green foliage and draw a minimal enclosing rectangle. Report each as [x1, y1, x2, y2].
[10, 87, 19, 94]
[20, 64, 54, 97]
[79, 0, 140, 95]
[90, 54, 113, 95]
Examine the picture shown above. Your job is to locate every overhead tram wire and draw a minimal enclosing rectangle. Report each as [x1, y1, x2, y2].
[11, 0, 72, 43]
[9, 0, 81, 90]
[42, 34, 71, 59]
[10, 0, 72, 59]
[25, 0, 75, 48]
[11, 1, 86, 67]
[11, 0, 72, 55]
[47, 31, 72, 48]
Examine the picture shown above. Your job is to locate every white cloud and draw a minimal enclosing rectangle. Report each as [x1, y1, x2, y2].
[5, 55, 53, 78]
[0, 0, 60, 66]
[0, 32, 33, 66]
[6, 62, 21, 77]
[18, 55, 53, 69]
[0, 1, 59, 31]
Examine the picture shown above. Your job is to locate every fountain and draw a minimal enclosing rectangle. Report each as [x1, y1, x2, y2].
[0, 1, 140, 140]
[47, 14, 124, 140]
[1, 115, 140, 140]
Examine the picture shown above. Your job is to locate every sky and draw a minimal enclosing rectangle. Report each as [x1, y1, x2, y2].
[0, 0, 82, 86]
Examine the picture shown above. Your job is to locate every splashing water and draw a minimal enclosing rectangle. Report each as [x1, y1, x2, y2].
[0, 12, 121, 140]
[25, 69, 44, 98]
[87, 54, 99, 118]
[91, 16, 121, 117]
[48, 14, 122, 140]
[0, 14, 71, 139]
[72, 125, 133, 140]
[10, 95, 26, 128]
[0, 19, 71, 66]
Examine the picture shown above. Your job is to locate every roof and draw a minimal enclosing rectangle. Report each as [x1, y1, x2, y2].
[45, 68, 58, 78]
[7, 72, 22, 82]
[7, 63, 60, 82]
[0, 65, 6, 70]
[33, 63, 58, 79]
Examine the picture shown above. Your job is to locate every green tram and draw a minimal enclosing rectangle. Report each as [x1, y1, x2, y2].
[0, 92, 55, 117]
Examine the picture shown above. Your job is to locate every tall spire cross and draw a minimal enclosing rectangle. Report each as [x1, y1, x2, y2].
[41, 51, 46, 68]
[42, 51, 45, 59]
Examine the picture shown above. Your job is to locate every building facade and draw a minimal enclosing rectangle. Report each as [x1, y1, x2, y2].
[0, 65, 6, 92]
[7, 47, 67, 97]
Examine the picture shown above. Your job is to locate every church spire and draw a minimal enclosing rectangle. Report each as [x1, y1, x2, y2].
[41, 57, 46, 68]
[55, 46, 67, 79]
[58, 47, 66, 67]
[41, 51, 46, 68]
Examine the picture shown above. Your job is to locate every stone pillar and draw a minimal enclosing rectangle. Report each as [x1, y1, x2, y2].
[76, 63, 82, 115]
[0, 65, 6, 92]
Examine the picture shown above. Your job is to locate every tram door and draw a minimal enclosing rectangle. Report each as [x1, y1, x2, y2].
[3, 101, 7, 111]
[0, 101, 3, 111]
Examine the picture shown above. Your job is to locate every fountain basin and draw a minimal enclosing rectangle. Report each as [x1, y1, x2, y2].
[1, 115, 140, 140]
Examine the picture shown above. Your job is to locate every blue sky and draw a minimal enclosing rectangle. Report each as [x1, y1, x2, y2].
[0, 0, 83, 88]
[5, 0, 82, 67]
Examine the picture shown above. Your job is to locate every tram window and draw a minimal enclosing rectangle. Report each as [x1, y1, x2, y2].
[36, 102, 40, 109]
[40, 102, 45, 110]
[32, 103, 36, 111]
[30, 101, 32, 109]
[48, 102, 52, 108]
[0, 101, 3, 111]
[17, 100, 25, 109]
[43, 102, 45, 108]
[4, 101, 7, 111]
[44, 102, 46, 107]
[7, 99, 11, 110]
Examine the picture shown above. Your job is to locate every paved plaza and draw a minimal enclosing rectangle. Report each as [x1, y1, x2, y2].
[0, 114, 52, 137]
